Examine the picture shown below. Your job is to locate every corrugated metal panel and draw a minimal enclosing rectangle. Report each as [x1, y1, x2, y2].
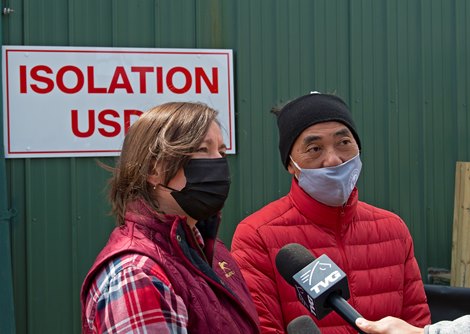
[0, 8, 16, 333]
[8, 158, 116, 333]
[2, 0, 470, 332]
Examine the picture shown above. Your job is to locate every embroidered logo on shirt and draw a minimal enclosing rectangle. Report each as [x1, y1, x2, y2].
[218, 261, 235, 278]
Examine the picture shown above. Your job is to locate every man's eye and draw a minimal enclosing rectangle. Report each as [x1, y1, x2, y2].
[307, 146, 321, 153]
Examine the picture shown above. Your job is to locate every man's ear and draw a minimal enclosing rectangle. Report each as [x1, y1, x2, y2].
[287, 160, 296, 176]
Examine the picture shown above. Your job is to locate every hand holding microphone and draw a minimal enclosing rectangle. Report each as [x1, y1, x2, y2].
[276, 243, 365, 334]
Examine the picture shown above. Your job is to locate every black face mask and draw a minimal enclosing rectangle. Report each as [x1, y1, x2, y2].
[161, 158, 231, 221]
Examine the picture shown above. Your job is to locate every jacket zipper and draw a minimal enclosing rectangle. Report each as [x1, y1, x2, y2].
[174, 226, 259, 332]
[335, 205, 358, 318]
[336, 206, 348, 270]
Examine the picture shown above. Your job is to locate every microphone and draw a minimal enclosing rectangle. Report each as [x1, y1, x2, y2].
[276, 243, 365, 334]
[287, 315, 322, 334]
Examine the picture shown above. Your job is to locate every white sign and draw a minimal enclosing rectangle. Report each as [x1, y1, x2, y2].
[2, 46, 235, 158]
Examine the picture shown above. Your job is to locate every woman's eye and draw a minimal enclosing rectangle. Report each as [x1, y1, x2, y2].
[196, 147, 208, 152]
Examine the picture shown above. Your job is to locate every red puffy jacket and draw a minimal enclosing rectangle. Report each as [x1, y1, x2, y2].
[232, 179, 430, 334]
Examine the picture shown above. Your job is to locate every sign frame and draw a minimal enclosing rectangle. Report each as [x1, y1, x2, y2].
[2, 45, 235, 158]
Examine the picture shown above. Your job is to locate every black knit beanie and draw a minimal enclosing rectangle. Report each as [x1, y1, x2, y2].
[277, 92, 361, 169]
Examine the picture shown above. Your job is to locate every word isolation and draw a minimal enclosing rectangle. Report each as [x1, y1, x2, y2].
[19, 65, 219, 94]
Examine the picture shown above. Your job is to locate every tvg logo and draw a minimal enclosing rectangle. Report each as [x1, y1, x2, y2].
[311, 270, 341, 294]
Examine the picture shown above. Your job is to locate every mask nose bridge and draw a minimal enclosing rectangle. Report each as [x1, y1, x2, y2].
[321, 147, 344, 168]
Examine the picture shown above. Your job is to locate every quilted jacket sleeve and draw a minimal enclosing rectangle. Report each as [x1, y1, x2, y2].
[231, 222, 286, 334]
[401, 231, 431, 327]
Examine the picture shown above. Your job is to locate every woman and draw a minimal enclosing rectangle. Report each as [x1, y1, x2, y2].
[80, 102, 260, 333]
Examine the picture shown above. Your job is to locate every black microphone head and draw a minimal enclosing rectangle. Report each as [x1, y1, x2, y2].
[275, 243, 316, 286]
[287, 315, 322, 334]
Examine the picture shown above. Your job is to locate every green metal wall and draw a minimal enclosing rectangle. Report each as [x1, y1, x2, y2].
[1, 0, 469, 333]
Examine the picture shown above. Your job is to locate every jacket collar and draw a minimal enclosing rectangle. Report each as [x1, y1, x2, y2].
[288, 178, 358, 228]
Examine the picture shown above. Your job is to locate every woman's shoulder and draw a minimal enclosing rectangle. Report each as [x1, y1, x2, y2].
[92, 253, 171, 293]
[82, 253, 188, 333]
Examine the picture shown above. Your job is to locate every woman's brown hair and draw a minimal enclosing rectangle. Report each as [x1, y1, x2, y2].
[108, 101, 218, 225]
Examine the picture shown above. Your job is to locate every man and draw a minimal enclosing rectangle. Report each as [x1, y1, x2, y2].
[231, 92, 431, 333]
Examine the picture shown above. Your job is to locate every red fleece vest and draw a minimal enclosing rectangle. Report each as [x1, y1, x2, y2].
[81, 204, 260, 334]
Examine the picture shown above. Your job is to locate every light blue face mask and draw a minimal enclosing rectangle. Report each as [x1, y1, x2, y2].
[290, 153, 362, 207]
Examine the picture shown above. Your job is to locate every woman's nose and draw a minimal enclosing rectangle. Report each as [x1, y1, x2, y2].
[209, 150, 224, 159]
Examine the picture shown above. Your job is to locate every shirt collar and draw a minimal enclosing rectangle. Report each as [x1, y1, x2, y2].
[191, 225, 205, 248]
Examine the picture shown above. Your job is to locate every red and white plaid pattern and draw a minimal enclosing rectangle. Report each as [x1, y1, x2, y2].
[84, 254, 188, 333]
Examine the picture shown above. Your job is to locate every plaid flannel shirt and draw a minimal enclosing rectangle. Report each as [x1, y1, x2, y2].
[84, 227, 205, 333]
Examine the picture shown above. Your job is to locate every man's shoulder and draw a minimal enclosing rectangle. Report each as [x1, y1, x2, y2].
[357, 200, 403, 221]
[239, 194, 295, 228]
[356, 201, 410, 237]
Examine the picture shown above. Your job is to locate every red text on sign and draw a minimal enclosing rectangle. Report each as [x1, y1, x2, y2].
[19, 65, 219, 94]
[71, 109, 143, 138]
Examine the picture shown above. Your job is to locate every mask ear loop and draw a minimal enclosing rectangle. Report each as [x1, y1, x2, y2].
[289, 156, 302, 171]
[289, 156, 302, 180]
[159, 183, 179, 192]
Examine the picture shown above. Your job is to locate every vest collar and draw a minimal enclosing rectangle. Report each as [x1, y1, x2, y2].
[125, 199, 221, 264]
